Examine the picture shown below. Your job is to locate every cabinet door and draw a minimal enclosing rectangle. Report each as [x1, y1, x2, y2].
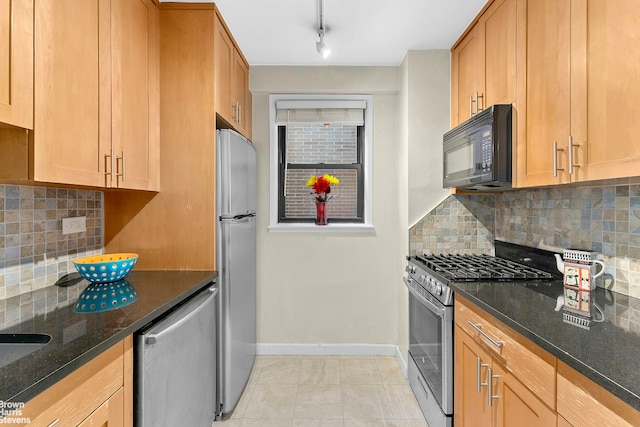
[451, 26, 482, 127]
[78, 387, 125, 427]
[33, 0, 105, 187]
[214, 13, 235, 124]
[492, 362, 556, 427]
[570, 0, 640, 182]
[0, 0, 33, 129]
[454, 326, 492, 427]
[515, 0, 571, 187]
[111, 0, 160, 191]
[557, 361, 640, 427]
[232, 50, 249, 135]
[480, 0, 516, 108]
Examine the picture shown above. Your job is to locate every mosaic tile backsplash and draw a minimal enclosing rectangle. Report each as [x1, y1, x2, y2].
[0, 185, 103, 300]
[410, 183, 640, 298]
[409, 195, 495, 255]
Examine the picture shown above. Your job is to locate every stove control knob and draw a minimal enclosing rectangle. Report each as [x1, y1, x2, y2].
[405, 265, 411, 273]
[419, 274, 425, 284]
[411, 265, 417, 274]
[435, 284, 443, 295]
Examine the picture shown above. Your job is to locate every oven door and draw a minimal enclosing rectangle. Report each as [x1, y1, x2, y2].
[404, 277, 453, 415]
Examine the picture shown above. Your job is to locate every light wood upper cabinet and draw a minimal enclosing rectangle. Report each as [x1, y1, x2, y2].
[451, 26, 481, 127]
[481, 0, 517, 109]
[110, 0, 160, 191]
[0, 0, 33, 129]
[516, 0, 640, 187]
[451, 0, 516, 127]
[214, 10, 252, 139]
[515, 0, 571, 187]
[32, 0, 105, 187]
[570, 0, 640, 183]
[0, 0, 159, 190]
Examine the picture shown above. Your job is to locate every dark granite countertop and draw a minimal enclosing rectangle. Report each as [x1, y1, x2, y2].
[0, 270, 216, 404]
[452, 280, 640, 410]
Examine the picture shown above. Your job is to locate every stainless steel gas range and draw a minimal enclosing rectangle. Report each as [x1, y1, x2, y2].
[404, 241, 558, 427]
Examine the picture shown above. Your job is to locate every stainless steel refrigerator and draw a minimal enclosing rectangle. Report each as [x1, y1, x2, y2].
[215, 129, 257, 418]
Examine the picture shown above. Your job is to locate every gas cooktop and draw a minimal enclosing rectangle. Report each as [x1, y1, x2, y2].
[413, 253, 555, 282]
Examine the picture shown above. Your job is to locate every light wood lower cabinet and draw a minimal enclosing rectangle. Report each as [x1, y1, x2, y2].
[456, 296, 556, 409]
[455, 297, 556, 427]
[455, 324, 493, 427]
[17, 336, 133, 427]
[456, 296, 640, 427]
[557, 361, 640, 427]
[492, 361, 556, 427]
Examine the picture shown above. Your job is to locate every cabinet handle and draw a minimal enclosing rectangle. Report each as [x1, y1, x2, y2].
[116, 150, 126, 183]
[568, 135, 580, 175]
[467, 321, 504, 348]
[470, 95, 476, 117]
[232, 102, 238, 122]
[238, 103, 241, 126]
[104, 149, 114, 183]
[553, 141, 565, 177]
[47, 420, 60, 427]
[487, 367, 500, 407]
[476, 91, 484, 113]
[476, 356, 489, 394]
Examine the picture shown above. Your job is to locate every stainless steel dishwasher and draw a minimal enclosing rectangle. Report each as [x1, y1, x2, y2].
[135, 285, 218, 427]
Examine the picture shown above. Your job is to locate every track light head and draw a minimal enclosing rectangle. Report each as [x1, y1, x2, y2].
[316, 29, 330, 58]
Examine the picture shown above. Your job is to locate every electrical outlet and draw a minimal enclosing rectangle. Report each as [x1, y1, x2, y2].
[62, 216, 87, 235]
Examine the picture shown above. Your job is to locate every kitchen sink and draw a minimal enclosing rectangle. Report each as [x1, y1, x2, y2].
[0, 334, 52, 368]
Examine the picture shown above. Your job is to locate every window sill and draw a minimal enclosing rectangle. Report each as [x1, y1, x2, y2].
[268, 223, 375, 234]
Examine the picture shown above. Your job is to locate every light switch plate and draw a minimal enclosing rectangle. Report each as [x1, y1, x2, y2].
[62, 216, 87, 235]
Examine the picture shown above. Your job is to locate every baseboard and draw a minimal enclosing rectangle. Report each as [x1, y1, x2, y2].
[395, 345, 408, 378]
[256, 343, 397, 356]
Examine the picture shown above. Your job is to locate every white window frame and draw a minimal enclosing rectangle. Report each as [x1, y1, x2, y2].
[268, 94, 374, 233]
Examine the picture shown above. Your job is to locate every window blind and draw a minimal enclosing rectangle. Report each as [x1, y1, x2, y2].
[275, 100, 366, 126]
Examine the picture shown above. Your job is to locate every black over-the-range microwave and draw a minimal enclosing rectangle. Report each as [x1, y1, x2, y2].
[443, 104, 512, 190]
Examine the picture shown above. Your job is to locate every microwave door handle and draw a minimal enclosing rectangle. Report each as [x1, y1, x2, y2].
[403, 277, 446, 318]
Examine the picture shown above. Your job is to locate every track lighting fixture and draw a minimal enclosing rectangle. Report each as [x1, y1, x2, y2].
[316, 29, 330, 59]
[316, 0, 330, 58]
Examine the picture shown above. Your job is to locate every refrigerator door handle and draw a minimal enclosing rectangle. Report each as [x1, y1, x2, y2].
[145, 287, 218, 345]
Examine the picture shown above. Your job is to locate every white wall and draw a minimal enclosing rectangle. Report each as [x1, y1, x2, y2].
[250, 66, 406, 350]
[397, 50, 452, 359]
[406, 50, 451, 227]
[249, 55, 450, 359]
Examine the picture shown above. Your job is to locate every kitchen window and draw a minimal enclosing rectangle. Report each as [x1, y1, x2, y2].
[268, 94, 374, 232]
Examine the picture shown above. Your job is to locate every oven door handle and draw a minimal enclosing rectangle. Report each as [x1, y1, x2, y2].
[403, 277, 446, 318]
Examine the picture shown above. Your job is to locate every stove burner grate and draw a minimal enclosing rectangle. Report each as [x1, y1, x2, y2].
[414, 254, 554, 282]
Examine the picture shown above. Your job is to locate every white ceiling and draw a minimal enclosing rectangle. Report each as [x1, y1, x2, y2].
[162, 0, 488, 66]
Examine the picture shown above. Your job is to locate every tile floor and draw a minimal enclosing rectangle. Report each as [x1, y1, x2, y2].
[217, 355, 429, 427]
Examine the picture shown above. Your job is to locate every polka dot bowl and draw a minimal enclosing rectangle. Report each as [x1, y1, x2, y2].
[73, 253, 138, 284]
[73, 280, 138, 313]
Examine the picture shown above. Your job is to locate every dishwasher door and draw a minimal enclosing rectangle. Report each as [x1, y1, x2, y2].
[136, 285, 217, 427]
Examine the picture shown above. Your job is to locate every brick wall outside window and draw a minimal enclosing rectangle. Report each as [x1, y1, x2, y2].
[284, 124, 358, 218]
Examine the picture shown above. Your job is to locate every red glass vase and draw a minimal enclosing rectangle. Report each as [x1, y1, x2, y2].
[315, 201, 328, 225]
